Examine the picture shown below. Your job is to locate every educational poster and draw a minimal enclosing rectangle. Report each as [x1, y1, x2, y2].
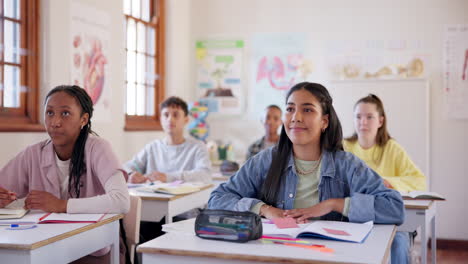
[251, 33, 307, 116]
[70, 2, 111, 122]
[443, 24, 468, 119]
[195, 40, 244, 115]
[326, 39, 429, 80]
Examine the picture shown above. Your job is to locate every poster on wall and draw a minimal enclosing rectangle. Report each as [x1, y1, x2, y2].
[70, 2, 111, 122]
[443, 24, 468, 120]
[195, 40, 244, 115]
[250, 33, 307, 116]
[326, 39, 429, 80]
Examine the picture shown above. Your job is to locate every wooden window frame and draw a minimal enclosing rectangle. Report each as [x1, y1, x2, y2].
[124, 0, 165, 131]
[0, 0, 43, 132]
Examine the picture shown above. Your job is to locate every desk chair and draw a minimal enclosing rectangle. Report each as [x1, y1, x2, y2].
[123, 195, 141, 264]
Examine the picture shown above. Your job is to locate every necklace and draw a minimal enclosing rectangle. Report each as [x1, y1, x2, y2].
[294, 155, 321, 175]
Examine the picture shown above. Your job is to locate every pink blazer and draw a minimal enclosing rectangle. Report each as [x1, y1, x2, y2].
[0, 135, 123, 199]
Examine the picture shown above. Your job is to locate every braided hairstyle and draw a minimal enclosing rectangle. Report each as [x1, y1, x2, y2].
[45, 85, 95, 198]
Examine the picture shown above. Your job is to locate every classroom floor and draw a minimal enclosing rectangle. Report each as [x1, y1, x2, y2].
[412, 243, 468, 264]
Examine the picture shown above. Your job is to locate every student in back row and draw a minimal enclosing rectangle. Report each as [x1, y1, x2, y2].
[344, 94, 427, 264]
[124, 96, 211, 184]
[0, 85, 129, 264]
[245, 104, 282, 160]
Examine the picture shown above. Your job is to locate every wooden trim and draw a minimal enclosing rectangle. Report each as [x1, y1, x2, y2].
[0, 0, 42, 132]
[382, 226, 397, 264]
[124, 0, 165, 131]
[0, 214, 123, 250]
[404, 201, 433, 210]
[136, 247, 344, 264]
[429, 239, 468, 250]
[137, 184, 213, 201]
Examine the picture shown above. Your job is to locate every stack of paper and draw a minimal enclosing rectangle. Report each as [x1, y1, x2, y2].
[0, 198, 28, 220]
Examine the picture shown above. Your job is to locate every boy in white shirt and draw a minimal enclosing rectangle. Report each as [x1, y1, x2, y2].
[125, 96, 212, 184]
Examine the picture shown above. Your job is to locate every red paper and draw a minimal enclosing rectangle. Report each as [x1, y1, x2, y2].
[323, 227, 350, 236]
[272, 217, 299, 229]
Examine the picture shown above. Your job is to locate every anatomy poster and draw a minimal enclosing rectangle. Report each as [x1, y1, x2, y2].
[195, 40, 244, 115]
[70, 2, 111, 122]
[444, 24, 468, 119]
[250, 33, 306, 116]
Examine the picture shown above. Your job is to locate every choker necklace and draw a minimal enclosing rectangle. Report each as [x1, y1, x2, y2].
[294, 155, 321, 175]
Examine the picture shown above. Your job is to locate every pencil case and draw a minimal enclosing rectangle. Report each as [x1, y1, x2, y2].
[195, 209, 262, 243]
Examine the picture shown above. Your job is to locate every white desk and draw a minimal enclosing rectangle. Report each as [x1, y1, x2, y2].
[398, 199, 437, 264]
[0, 212, 122, 264]
[129, 184, 213, 223]
[138, 220, 396, 264]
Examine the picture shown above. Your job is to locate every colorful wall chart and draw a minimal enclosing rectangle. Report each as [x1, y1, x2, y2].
[250, 33, 306, 116]
[70, 2, 111, 122]
[195, 40, 244, 115]
[444, 24, 468, 119]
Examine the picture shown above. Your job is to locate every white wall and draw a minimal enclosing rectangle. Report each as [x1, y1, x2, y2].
[0, 0, 466, 240]
[0, 0, 191, 164]
[190, 0, 468, 240]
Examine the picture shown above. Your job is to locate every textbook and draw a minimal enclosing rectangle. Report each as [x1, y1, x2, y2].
[399, 191, 445, 200]
[136, 182, 204, 195]
[262, 220, 374, 243]
[0, 198, 28, 220]
[38, 213, 106, 224]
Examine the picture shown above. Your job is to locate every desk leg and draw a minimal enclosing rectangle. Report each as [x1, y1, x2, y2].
[110, 222, 120, 264]
[166, 212, 173, 224]
[431, 214, 436, 264]
[421, 213, 427, 264]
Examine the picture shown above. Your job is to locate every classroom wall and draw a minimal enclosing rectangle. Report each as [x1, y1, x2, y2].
[190, 0, 468, 240]
[0, 0, 192, 164]
[0, 0, 466, 240]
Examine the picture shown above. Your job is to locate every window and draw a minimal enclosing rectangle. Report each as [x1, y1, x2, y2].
[0, 0, 41, 131]
[124, 0, 165, 131]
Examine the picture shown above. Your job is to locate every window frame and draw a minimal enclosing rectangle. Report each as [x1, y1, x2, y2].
[0, 0, 42, 132]
[124, 0, 165, 131]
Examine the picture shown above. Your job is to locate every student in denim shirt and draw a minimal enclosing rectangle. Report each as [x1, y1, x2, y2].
[209, 82, 405, 259]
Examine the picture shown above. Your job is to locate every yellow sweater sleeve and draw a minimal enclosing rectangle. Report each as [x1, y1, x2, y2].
[343, 139, 427, 192]
[382, 140, 427, 192]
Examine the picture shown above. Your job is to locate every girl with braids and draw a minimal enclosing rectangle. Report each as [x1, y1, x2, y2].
[344, 94, 426, 264]
[0, 85, 129, 263]
[208, 82, 404, 224]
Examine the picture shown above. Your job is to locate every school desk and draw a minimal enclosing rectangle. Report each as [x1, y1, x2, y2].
[0, 212, 122, 264]
[129, 184, 213, 223]
[398, 199, 438, 264]
[137, 219, 396, 264]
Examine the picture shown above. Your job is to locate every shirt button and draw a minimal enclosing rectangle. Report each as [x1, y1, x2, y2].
[289, 193, 293, 198]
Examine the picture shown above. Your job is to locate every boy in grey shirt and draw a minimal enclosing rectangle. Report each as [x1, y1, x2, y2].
[125, 96, 211, 183]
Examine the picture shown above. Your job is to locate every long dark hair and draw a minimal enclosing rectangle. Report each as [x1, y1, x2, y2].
[45, 85, 95, 198]
[345, 93, 391, 146]
[260, 82, 343, 205]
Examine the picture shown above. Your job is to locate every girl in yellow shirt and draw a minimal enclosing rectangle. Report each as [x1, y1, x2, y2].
[343, 94, 426, 192]
[344, 94, 427, 264]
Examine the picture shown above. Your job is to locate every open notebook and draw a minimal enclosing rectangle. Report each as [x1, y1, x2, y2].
[262, 220, 374, 243]
[135, 182, 204, 195]
[399, 191, 445, 200]
[0, 198, 28, 220]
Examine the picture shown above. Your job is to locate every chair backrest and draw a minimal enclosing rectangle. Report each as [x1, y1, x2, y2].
[123, 195, 141, 246]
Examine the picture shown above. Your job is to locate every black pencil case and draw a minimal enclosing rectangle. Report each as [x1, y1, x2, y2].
[195, 209, 262, 243]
